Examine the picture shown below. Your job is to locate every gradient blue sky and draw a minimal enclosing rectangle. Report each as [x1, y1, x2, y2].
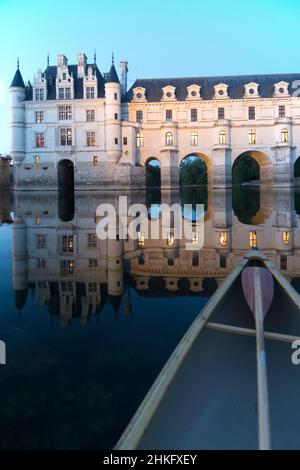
[1, 0, 300, 153]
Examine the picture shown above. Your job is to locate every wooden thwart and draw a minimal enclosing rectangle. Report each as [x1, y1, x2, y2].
[206, 322, 299, 343]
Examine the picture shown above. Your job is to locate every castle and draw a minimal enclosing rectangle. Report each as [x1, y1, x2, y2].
[9, 53, 300, 190]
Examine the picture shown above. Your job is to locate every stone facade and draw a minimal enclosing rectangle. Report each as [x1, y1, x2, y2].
[9, 54, 300, 190]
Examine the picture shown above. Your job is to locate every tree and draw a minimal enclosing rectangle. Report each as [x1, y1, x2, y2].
[180, 157, 207, 185]
[232, 154, 259, 184]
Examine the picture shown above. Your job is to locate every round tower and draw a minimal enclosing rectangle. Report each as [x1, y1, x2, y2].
[12, 214, 28, 311]
[9, 61, 26, 164]
[105, 56, 122, 163]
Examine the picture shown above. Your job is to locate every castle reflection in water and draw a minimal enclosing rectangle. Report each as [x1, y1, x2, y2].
[6, 186, 300, 326]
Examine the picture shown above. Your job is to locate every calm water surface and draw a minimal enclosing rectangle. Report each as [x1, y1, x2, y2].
[0, 186, 299, 449]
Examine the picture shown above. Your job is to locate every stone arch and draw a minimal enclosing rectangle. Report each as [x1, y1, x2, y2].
[57, 159, 74, 191]
[232, 151, 272, 185]
[145, 157, 161, 188]
[179, 153, 210, 186]
[294, 155, 300, 179]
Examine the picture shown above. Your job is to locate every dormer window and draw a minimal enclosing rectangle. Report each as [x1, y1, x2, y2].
[35, 88, 45, 101]
[186, 84, 201, 100]
[214, 83, 229, 99]
[58, 87, 71, 100]
[83, 65, 98, 99]
[86, 86, 95, 99]
[132, 87, 146, 102]
[274, 81, 289, 97]
[162, 85, 176, 101]
[33, 69, 47, 101]
[244, 82, 260, 98]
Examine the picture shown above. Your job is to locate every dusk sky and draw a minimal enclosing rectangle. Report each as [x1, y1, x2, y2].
[1, 0, 300, 153]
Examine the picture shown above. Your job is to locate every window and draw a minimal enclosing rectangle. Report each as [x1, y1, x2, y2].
[280, 255, 287, 270]
[86, 110, 95, 122]
[59, 106, 72, 120]
[62, 235, 74, 254]
[86, 86, 95, 99]
[166, 109, 172, 122]
[35, 88, 44, 101]
[167, 258, 174, 266]
[89, 258, 98, 268]
[248, 129, 256, 144]
[165, 132, 173, 146]
[36, 234, 47, 249]
[61, 259, 75, 275]
[282, 231, 291, 244]
[114, 92, 118, 100]
[279, 105, 285, 118]
[88, 282, 97, 292]
[248, 106, 255, 120]
[192, 252, 199, 266]
[34, 155, 40, 165]
[219, 130, 226, 145]
[60, 128, 72, 146]
[62, 73, 67, 80]
[36, 133, 45, 148]
[218, 107, 225, 120]
[123, 137, 128, 145]
[220, 254, 227, 268]
[88, 233, 98, 248]
[191, 109, 197, 122]
[35, 111, 44, 123]
[93, 155, 98, 166]
[281, 128, 288, 143]
[87, 131, 96, 146]
[249, 231, 257, 248]
[58, 87, 71, 100]
[136, 110, 143, 123]
[190, 132, 198, 146]
[37, 258, 46, 269]
[136, 132, 143, 147]
[138, 254, 145, 265]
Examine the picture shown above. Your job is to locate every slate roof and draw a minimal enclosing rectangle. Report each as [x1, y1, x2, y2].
[10, 68, 25, 88]
[125, 73, 300, 102]
[107, 63, 120, 84]
[24, 64, 106, 100]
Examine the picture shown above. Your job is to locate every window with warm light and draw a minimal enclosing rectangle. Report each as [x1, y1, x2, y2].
[34, 155, 41, 165]
[281, 128, 288, 143]
[138, 232, 145, 247]
[219, 232, 228, 246]
[167, 233, 175, 246]
[219, 130, 226, 145]
[282, 231, 290, 244]
[136, 132, 143, 147]
[190, 132, 198, 146]
[62, 235, 74, 254]
[248, 130, 256, 144]
[249, 231, 257, 248]
[165, 132, 173, 146]
[93, 155, 98, 166]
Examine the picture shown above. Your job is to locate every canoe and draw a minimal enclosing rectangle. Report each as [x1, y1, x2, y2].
[115, 250, 300, 450]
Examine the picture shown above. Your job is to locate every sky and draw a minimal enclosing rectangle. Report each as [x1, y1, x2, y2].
[0, 0, 300, 153]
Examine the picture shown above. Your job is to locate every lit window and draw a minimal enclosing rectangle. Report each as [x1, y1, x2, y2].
[86, 86, 95, 99]
[34, 155, 40, 165]
[138, 232, 145, 247]
[60, 259, 75, 275]
[137, 132, 143, 147]
[59, 106, 72, 120]
[279, 105, 285, 118]
[249, 231, 257, 248]
[93, 155, 98, 166]
[167, 233, 175, 246]
[62, 235, 74, 254]
[60, 128, 72, 146]
[86, 110, 95, 122]
[35, 88, 44, 101]
[136, 110, 143, 123]
[191, 109, 197, 122]
[87, 131, 96, 146]
[248, 129, 256, 144]
[219, 232, 228, 246]
[282, 231, 290, 244]
[35, 217, 41, 225]
[218, 107, 225, 120]
[166, 109, 172, 122]
[190, 132, 198, 146]
[281, 128, 288, 143]
[248, 106, 255, 120]
[36, 133, 44, 148]
[165, 132, 173, 146]
[219, 130, 226, 145]
[35, 111, 44, 123]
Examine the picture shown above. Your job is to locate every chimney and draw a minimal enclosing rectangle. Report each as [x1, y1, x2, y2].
[77, 52, 87, 78]
[120, 60, 128, 96]
[57, 54, 68, 67]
